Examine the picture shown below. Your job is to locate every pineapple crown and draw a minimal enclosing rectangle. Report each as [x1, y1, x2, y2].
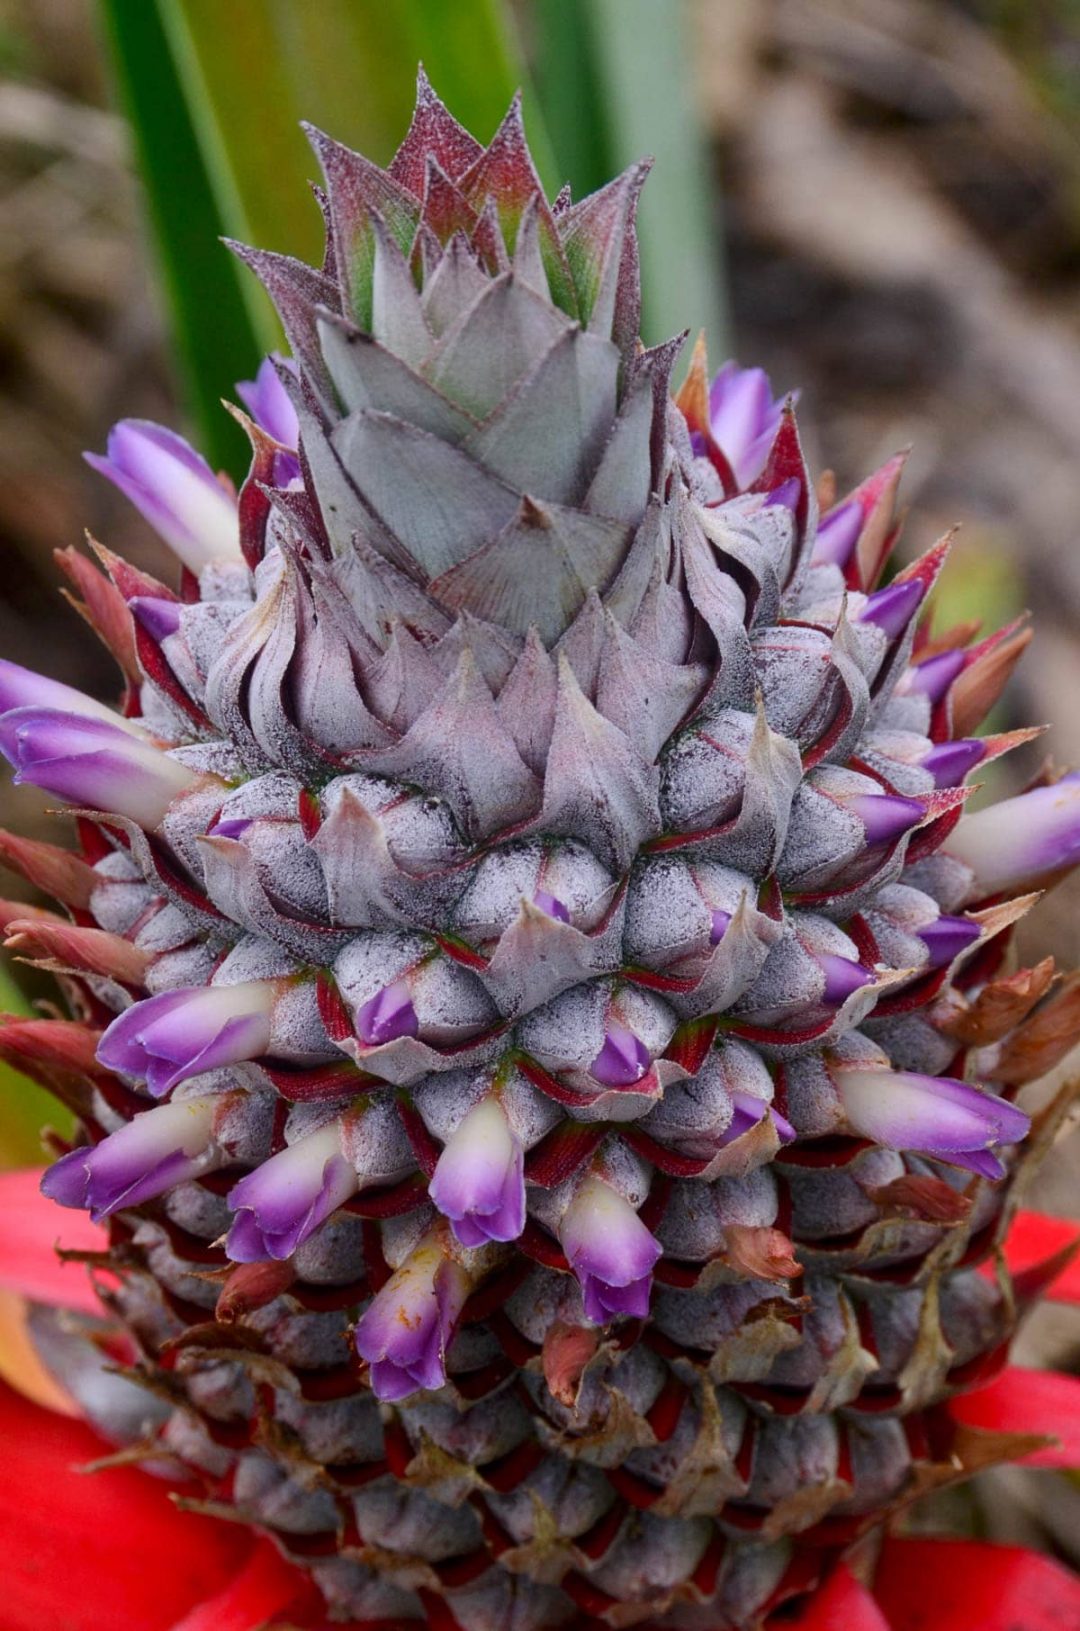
[1, 71, 1078, 1631]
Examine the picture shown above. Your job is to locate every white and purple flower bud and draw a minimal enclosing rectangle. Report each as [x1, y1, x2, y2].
[707, 362, 788, 487]
[919, 738, 987, 788]
[0, 709, 198, 826]
[429, 1098, 525, 1248]
[857, 578, 925, 641]
[85, 419, 240, 573]
[560, 1177, 662, 1325]
[945, 774, 1080, 895]
[709, 907, 732, 945]
[41, 1095, 218, 1222]
[237, 355, 299, 449]
[589, 1023, 652, 1087]
[97, 979, 278, 1098]
[226, 1118, 358, 1261]
[833, 1065, 1030, 1179]
[354, 1232, 470, 1401]
[356, 979, 419, 1045]
[811, 499, 863, 568]
[0, 659, 143, 735]
[917, 914, 981, 970]
[898, 648, 966, 704]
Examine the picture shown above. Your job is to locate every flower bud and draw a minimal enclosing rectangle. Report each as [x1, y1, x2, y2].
[429, 1098, 525, 1247]
[560, 1177, 662, 1325]
[833, 1065, 1030, 1179]
[226, 1119, 358, 1261]
[946, 774, 1080, 895]
[97, 980, 277, 1098]
[41, 1096, 218, 1221]
[354, 1232, 470, 1401]
[0, 709, 198, 827]
[85, 419, 240, 573]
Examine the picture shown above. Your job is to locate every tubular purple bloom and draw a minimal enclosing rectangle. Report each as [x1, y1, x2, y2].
[237, 355, 300, 449]
[816, 953, 875, 1005]
[841, 790, 926, 847]
[899, 648, 966, 703]
[85, 419, 240, 573]
[589, 1022, 651, 1086]
[0, 658, 142, 734]
[97, 980, 277, 1098]
[833, 1065, 1030, 1175]
[920, 738, 987, 788]
[945, 773, 1080, 896]
[811, 499, 862, 568]
[41, 1096, 218, 1222]
[429, 1097, 526, 1248]
[356, 979, 419, 1045]
[858, 579, 925, 641]
[354, 1233, 470, 1401]
[532, 888, 570, 923]
[918, 915, 981, 970]
[560, 1177, 662, 1325]
[708, 362, 789, 488]
[129, 596, 184, 644]
[0, 707, 198, 826]
[226, 1119, 358, 1262]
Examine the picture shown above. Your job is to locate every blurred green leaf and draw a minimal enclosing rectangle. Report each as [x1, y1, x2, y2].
[532, 0, 728, 350]
[96, 0, 270, 476]
[0, 966, 68, 1170]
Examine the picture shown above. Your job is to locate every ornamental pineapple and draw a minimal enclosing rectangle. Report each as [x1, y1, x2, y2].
[3, 74, 1080, 1630]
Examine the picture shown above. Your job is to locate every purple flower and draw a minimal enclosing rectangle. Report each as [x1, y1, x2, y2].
[356, 979, 419, 1045]
[816, 953, 875, 1004]
[840, 790, 926, 847]
[429, 1098, 526, 1248]
[0, 708, 197, 827]
[354, 1233, 470, 1401]
[720, 1091, 795, 1147]
[226, 1119, 358, 1261]
[0, 659, 141, 733]
[833, 1066, 1030, 1179]
[707, 362, 789, 488]
[918, 914, 981, 970]
[589, 1023, 651, 1087]
[97, 980, 277, 1098]
[899, 648, 966, 704]
[857, 579, 926, 641]
[560, 1177, 662, 1325]
[129, 597, 184, 644]
[237, 356, 300, 449]
[710, 908, 732, 945]
[946, 774, 1080, 896]
[85, 419, 239, 573]
[812, 500, 863, 568]
[920, 739, 987, 789]
[41, 1096, 217, 1222]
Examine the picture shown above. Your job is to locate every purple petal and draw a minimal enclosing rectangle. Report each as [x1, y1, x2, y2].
[920, 739, 987, 789]
[946, 773, 1080, 894]
[817, 953, 874, 1004]
[236, 356, 299, 448]
[844, 791, 926, 847]
[41, 1097, 216, 1221]
[858, 579, 925, 640]
[85, 419, 239, 572]
[709, 908, 732, 946]
[589, 1023, 651, 1086]
[129, 597, 183, 643]
[97, 983, 275, 1098]
[835, 1067, 1030, 1163]
[812, 500, 862, 567]
[901, 648, 966, 703]
[917, 915, 981, 970]
[356, 979, 419, 1045]
[533, 888, 570, 923]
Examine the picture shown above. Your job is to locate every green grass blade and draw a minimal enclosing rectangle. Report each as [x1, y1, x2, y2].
[0, 967, 71, 1169]
[96, 0, 269, 476]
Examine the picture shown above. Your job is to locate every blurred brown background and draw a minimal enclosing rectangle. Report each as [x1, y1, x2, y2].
[0, 0, 1078, 1555]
